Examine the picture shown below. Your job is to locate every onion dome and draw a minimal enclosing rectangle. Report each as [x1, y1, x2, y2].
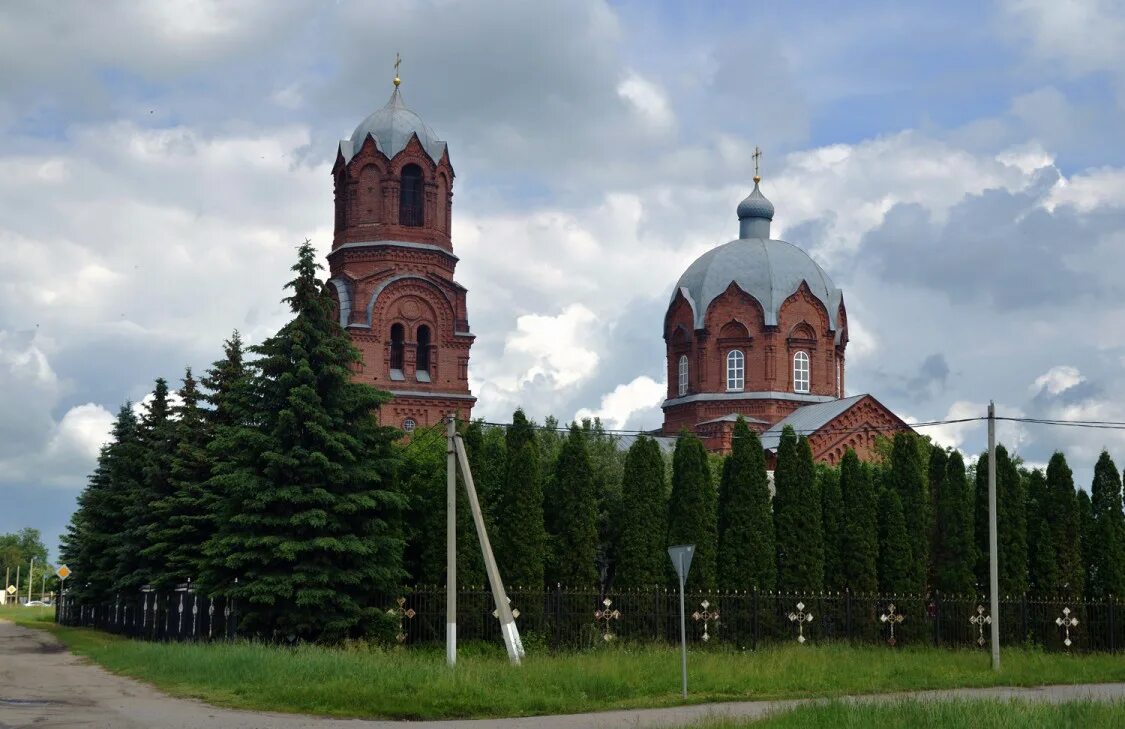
[737, 181, 775, 238]
[339, 87, 447, 164]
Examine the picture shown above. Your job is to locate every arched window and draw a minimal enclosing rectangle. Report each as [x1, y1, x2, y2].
[726, 350, 744, 392]
[390, 323, 405, 371]
[677, 355, 689, 396]
[399, 164, 424, 227]
[794, 351, 810, 393]
[416, 324, 431, 374]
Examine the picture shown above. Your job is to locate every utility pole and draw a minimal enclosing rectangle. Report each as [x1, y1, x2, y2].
[988, 401, 1000, 670]
[446, 413, 458, 667]
[28, 557, 35, 604]
[15, 564, 20, 603]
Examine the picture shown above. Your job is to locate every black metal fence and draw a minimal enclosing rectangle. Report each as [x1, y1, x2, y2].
[56, 585, 1123, 653]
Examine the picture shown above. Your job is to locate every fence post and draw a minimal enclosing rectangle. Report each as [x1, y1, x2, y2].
[933, 591, 941, 648]
[1021, 595, 1028, 644]
[845, 589, 853, 639]
[751, 589, 759, 650]
[1109, 597, 1116, 653]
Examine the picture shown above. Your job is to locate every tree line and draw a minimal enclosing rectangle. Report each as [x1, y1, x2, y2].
[61, 244, 1125, 642]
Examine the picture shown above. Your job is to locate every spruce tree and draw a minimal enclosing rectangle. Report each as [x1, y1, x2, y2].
[715, 419, 775, 591]
[1089, 451, 1125, 597]
[616, 436, 669, 588]
[877, 486, 913, 594]
[495, 409, 546, 588]
[1046, 452, 1083, 597]
[1025, 468, 1058, 594]
[117, 379, 177, 592]
[61, 404, 142, 604]
[204, 242, 405, 641]
[889, 432, 928, 592]
[148, 369, 214, 586]
[933, 451, 975, 596]
[819, 464, 845, 591]
[839, 449, 878, 593]
[666, 431, 717, 591]
[549, 425, 599, 586]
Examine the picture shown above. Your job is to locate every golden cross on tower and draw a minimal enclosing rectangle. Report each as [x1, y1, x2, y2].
[753, 146, 762, 183]
[393, 52, 402, 87]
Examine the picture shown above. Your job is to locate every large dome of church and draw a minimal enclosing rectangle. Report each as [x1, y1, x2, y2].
[339, 87, 447, 164]
[670, 182, 842, 331]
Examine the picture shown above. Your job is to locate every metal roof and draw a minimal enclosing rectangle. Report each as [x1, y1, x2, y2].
[614, 432, 677, 454]
[759, 394, 867, 452]
[696, 413, 770, 426]
[339, 88, 447, 164]
[672, 236, 843, 332]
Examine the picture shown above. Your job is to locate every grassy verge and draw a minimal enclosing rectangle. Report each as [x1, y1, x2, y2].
[3, 606, 1125, 720]
[679, 699, 1125, 728]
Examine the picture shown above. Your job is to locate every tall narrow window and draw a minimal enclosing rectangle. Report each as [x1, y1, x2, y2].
[400, 164, 424, 227]
[677, 355, 689, 396]
[726, 350, 744, 392]
[416, 325, 431, 373]
[390, 323, 405, 371]
[794, 351, 810, 393]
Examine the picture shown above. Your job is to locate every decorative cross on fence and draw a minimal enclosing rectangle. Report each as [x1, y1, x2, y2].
[691, 600, 719, 642]
[492, 597, 520, 620]
[387, 596, 416, 644]
[788, 601, 814, 644]
[880, 603, 905, 646]
[594, 597, 621, 642]
[969, 605, 991, 647]
[1056, 606, 1079, 648]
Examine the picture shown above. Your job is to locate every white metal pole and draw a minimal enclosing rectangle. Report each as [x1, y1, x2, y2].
[446, 413, 458, 668]
[453, 433, 523, 664]
[27, 558, 35, 604]
[679, 555, 688, 698]
[988, 401, 1000, 670]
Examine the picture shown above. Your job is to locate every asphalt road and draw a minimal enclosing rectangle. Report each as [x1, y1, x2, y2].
[2, 618, 1125, 728]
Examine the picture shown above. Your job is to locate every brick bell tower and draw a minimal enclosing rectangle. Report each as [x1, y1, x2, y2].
[326, 67, 475, 433]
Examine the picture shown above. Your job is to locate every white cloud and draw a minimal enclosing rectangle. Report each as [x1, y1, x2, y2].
[1002, 0, 1125, 75]
[617, 72, 675, 135]
[576, 375, 665, 430]
[1031, 365, 1086, 395]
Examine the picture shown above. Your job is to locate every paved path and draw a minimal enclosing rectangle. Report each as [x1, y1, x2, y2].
[2, 619, 1124, 729]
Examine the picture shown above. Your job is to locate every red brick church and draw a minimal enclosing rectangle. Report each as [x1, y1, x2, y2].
[660, 165, 909, 463]
[325, 75, 475, 433]
[326, 71, 906, 463]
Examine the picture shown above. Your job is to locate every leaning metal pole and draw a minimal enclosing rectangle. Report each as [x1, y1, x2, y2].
[678, 553, 688, 698]
[988, 401, 1000, 670]
[446, 414, 458, 667]
[453, 433, 524, 664]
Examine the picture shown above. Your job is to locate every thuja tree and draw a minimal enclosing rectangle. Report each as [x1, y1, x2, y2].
[1025, 468, 1058, 595]
[550, 425, 599, 586]
[888, 432, 928, 593]
[716, 419, 775, 592]
[667, 431, 717, 591]
[877, 486, 913, 594]
[61, 404, 143, 604]
[1046, 452, 1083, 597]
[464, 420, 506, 527]
[1089, 451, 1125, 598]
[205, 242, 405, 641]
[495, 409, 547, 589]
[840, 449, 878, 593]
[148, 369, 214, 586]
[775, 431, 822, 593]
[1077, 489, 1095, 596]
[933, 450, 975, 596]
[819, 464, 846, 592]
[927, 444, 948, 586]
[997, 446, 1028, 596]
[117, 379, 177, 592]
[615, 436, 668, 588]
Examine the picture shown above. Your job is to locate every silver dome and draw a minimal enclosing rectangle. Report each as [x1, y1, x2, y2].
[339, 88, 447, 164]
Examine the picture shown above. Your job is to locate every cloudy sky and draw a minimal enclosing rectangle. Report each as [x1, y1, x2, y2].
[3, 0, 1125, 556]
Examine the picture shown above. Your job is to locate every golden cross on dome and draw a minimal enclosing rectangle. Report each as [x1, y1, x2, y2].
[753, 145, 762, 183]
[394, 52, 402, 87]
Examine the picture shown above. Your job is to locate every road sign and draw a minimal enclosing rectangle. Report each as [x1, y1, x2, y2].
[56, 565, 71, 580]
[668, 545, 694, 582]
[5, 585, 15, 595]
[668, 544, 695, 698]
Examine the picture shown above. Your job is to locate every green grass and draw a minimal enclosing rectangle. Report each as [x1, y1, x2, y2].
[4, 605, 1125, 720]
[681, 699, 1125, 728]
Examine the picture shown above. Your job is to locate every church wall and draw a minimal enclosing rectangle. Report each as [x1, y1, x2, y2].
[776, 282, 837, 397]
